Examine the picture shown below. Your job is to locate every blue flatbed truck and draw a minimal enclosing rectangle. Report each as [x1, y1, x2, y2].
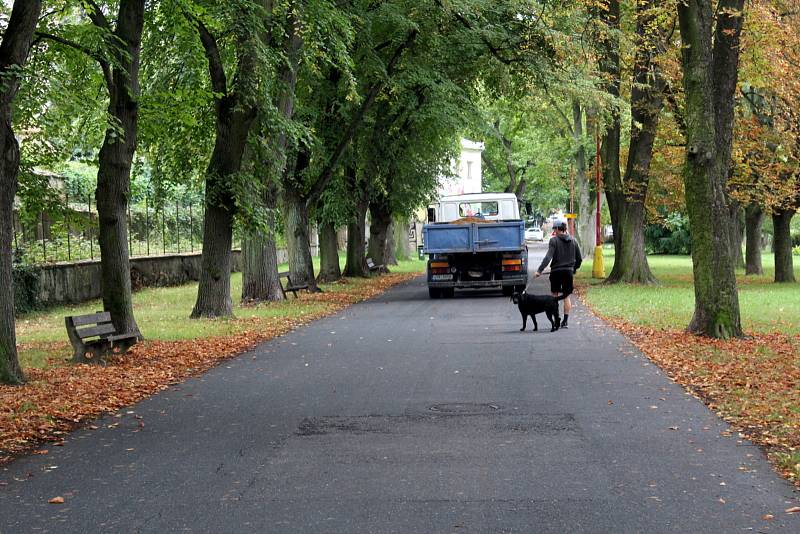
[422, 193, 528, 298]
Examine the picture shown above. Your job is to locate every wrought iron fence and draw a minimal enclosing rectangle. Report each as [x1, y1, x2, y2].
[12, 193, 240, 265]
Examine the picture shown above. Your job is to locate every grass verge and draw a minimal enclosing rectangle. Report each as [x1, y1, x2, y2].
[1, 258, 425, 463]
[577, 250, 800, 486]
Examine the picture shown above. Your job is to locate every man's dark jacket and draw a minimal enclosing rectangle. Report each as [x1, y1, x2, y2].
[537, 234, 582, 274]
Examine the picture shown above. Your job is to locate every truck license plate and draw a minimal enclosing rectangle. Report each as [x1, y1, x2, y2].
[431, 274, 453, 281]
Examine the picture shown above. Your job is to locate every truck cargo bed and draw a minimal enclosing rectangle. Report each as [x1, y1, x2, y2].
[422, 221, 525, 254]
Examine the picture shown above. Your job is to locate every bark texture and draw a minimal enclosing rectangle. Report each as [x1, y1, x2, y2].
[344, 170, 369, 277]
[95, 0, 145, 337]
[280, 187, 319, 290]
[392, 218, 410, 262]
[242, 231, 284, 303]
[772, 209, 796, 283]
[191, 19, 258, 318]
[603, 0, 661, 285]
[367, 198, 392, 269]
[385, 220, 398, 265]
[727, 200, 745, 269]
[678, 0, 746, 337]
[241, 178, 283, 303]
[317, 221, 342, 283]
[0, 0, 42, 385]
[573, 102, 593, 256]
[744, 202, 763, 275]
[243, 8, 302, 299]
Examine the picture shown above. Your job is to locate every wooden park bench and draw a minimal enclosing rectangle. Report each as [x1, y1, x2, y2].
[279, 271, 309, 299]
[65, 311, 138, 364]
[366, 257, 385, 274]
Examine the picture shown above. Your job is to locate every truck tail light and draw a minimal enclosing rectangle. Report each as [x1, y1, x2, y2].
[502, 258, 522, 271]
[430, 261, 450, 275]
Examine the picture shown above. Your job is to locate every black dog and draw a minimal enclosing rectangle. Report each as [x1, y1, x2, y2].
[511, 290, 568, 332]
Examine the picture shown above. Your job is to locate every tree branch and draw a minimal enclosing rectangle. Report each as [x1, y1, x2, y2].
[34, 31, 113, 90]
[84, 0, 111, 31]
[433, 0, 518, 65]
[306, 29, 418, 205]
[481, 153, 504, 181]
[195, 20, 227, 96]
[663, 79, 687, 137]
[544, 92, 574, 135]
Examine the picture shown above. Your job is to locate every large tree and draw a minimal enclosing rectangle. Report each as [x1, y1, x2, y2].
[36, 0, 146, 336]
[189, 1, 266, 318]
[0, 0, 43, 384]
[241, 4, 304, 303]
[677, 0, 746, 337]
[604, 0, 670, 284]
[281, 17, 417, 290]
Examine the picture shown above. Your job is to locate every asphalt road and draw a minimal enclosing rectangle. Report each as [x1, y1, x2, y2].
[1, 244, 798, 533]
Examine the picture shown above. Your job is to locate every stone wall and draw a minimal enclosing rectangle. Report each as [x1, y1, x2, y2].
[33, 249, 289, 307]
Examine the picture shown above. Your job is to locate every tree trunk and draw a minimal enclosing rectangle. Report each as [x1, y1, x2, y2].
[280, 188, 319, 291]
[95, 0, 145, 337]
[596, 0, 624, 279]
[191, 103, 254, 317]
[0, 0, 43, 385]
[727, 200, 744, 269]
[317, 221, 341, 283]
[191, 13, 259, 318]
[344, 196, 369, 277]
[241, 233, 283, 303]
[368, 200, 392, 268]
[243, 10, 302, 299]
[604, 0, 663, 285]
[678, 0, 745, 338]
[393, 217, 410, 262]
[193, 201, 235, 317]
[241, 180, 284, 304]
[385, 220, 398, 265]
[191, 117, 253, 318]
[573, 102, 593, 256]
[773, 209, 796, 283]
[607, 203, 655, 284]
[744, 202, 763, 275]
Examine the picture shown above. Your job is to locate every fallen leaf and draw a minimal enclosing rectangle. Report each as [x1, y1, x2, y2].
[762, 514, 774, 520]
[786, 506, 800, 514]
[48, 496, 64, 504]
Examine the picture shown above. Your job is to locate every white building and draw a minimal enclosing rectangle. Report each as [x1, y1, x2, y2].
[410, 139, 485, 253]
[436, 138, 484, 197]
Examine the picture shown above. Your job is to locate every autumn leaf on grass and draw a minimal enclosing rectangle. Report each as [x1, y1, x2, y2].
[48, 496, 64, 504]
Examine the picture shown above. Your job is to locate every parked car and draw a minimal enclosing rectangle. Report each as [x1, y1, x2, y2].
[525, 226, 544, 241]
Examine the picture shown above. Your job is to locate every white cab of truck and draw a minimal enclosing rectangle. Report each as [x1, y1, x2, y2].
[427, 192, 520, 223]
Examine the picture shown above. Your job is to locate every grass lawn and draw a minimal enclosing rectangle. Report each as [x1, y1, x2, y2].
[576, 248, 800, 486]
[576, 249, 800, 334]
[15, 255, 426, 369]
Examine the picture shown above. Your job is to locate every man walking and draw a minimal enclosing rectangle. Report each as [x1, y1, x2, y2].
[534, 219, 582, 328]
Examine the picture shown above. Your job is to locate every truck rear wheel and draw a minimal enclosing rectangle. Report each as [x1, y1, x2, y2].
[428, 287, 442, 299]
[442, 288, 455, 298]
